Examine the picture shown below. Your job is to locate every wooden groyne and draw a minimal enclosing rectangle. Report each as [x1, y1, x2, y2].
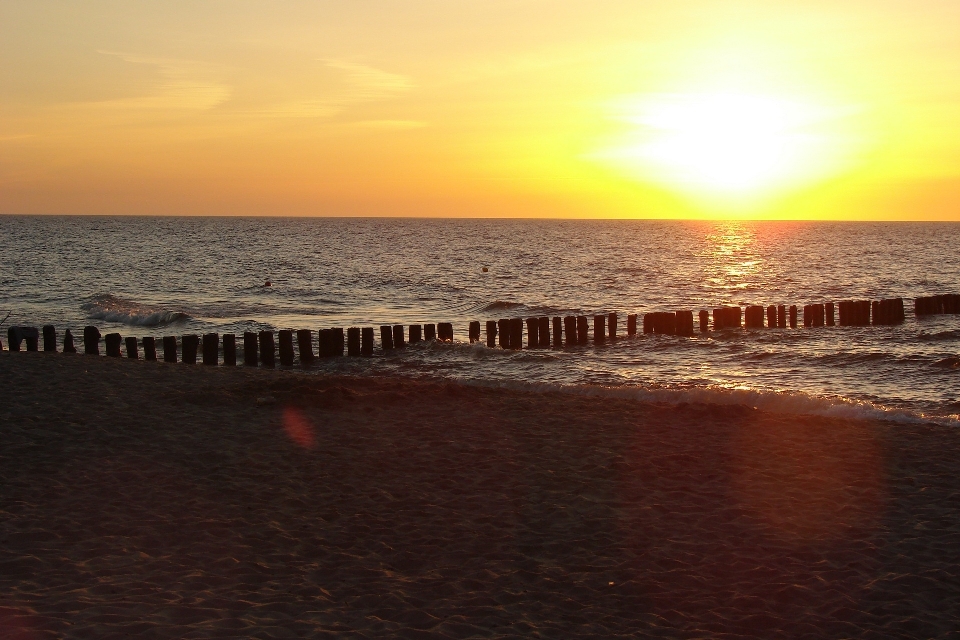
[3, 293, 957, 364]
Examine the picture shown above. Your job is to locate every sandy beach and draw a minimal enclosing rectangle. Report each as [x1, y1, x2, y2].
[1, 350, 958, 638]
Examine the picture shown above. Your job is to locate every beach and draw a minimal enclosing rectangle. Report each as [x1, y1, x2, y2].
[1, 351, 959, 639]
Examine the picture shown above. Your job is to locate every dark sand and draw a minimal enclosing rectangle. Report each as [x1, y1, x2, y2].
[1, 351, 959, 638]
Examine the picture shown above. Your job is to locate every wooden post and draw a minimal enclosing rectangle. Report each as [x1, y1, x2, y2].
[676, 310, 694, 337]
[825, 302, 835, 326]
[347, 327, 361, 356]
[297, 329, 315, 363]
[813, 304, 824, 327]
[163, 336, 177, 363]
[258, 331, 275, 367]
[410, 324, 423, 343]
[361, 327, 374, 356]
[608, 312, 617, 340]
[64, 329, 77, 353]
[745, 306, 764, 328]
[392, 325, 406, 348]
[498, 319, 510, 348]
[439, 322, 454, 342]
[424, 324, 437, 341]
[43, 325, 56, 352]
[182, 335, 199, 364]
[777, 305, 786, 328]
[125, 336, 138, 359]
[593, 315, 605, 343]
[243, 332, 258, 365]
[84, 326, 101, 355]
[698, 310, 708, 333]
[564, 316, 577, 347]
[576, 316, 589, 345]
[222, 334, 236, 365]
[539, 317, 550, 347]
[629, 313, 638, 336]
[486, 320, 497, 348]
[789, 305, 797, 329]
[803, 305, 812, 328]
[526, 317, 539, 348]
[143, 336, 157, 361]
[871, 301, 881, 326]
[711, 309, 723, 331]
[664, 312, 678, 335]
[643, 313, 653, 333]
[104, 333, 122, 357]
[332, 328, 344, 356]
[380, 325, 394, 350]
[469, 321, 481, 344]
[509, 318, 523, 350]
[278, 330, 294, 365]
[552, 316, 563, 348]
[765, 305, 775, 328]
[318, 329, 331, 357]
[201, 333, 218, 365]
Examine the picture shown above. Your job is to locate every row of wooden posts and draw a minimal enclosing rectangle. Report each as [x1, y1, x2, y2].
[4, 294, 957, 364]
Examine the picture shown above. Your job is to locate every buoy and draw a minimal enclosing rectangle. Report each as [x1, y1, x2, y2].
[481, 267, 488, 273]
[263, 280, 272, 287]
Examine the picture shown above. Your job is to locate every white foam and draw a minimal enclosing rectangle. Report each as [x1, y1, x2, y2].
[82, 294, 190, 327]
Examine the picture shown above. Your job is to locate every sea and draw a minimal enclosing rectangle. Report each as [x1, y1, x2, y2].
[2, 216, 958, 424]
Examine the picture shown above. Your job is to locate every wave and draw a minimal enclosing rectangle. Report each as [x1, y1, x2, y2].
[81, 294, 190, 327]
[932, 356, 960, 369]
[918, 329, 960, 341]
[481, 301, 525, 312]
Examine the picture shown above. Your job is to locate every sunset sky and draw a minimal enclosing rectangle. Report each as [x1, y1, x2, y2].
[2, 1, 960, 219]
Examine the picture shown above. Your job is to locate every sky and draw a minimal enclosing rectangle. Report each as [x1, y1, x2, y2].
[1, 1, 960, 219]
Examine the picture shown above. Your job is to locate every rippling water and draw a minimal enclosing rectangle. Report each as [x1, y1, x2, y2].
[2, 216, 958, 422]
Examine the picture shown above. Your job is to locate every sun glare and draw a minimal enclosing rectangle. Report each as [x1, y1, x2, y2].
[595, 91, 860, 205]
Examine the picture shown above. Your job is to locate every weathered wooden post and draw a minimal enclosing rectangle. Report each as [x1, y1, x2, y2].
[333, 328, 344, 356]
[813, 303, 825, 327]
[410, 324, 423, 343]
[766, 305, 776, 328]
[438, 322, 454, 342]
[552, 316, 563, 348]
[222, 334, 236, 365]
[486, 320, 497, 348]
[592, 315, 605, 344]
[43, 326, 56, 352]
[297, 329, 315, 363]
[697, 310, 707, 333]
[825, 302, 835, 326]
[392, 325, 405, 349]
[643, 313, 653, 333]
[380, 325, 394, 351]
[143, 336, 156, 361]
[278, 330, 294, 365]
[202, 333, 218, 365]
[243, 332, 258, 366]
[104, 333, 122, 357]
[64, 329, 77, 353]
[676, 310, 694, 337]
[509, 318, 523, 350]
[871, 301, 882, 326]
[539, 317, 550, 347]
[745, 306, 764, 329]
[258, 331, 275, 367]
[711, 308, 723, 331]
[469, 321, 481, 344]
[777, 305, 786, 328]
[608, 312, 617, 340]
[629, 313, 639, 336]
[576, 316, 589, 344]
[163, 336, 178, 363]
[347, 327, 361, 356]
[498, 319, 510, 348]
[664, 312, 678, 335]
[564, 316, 577, 347]
[424, 324, 437, 341]
[802, 305, 812, 328]
[182, 335, 199, 364]
[84, 326, 101, 355]
[526, 318, 539, 348]
[125, 336, 138, 359]
[361, 327, 374, 356]
[318, 329, 331, 357]
[789, 305, 797, 329]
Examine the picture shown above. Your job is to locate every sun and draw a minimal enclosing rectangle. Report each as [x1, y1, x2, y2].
[595, 91, 858, 203]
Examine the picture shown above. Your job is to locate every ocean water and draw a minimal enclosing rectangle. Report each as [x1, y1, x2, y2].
[2, 216, 958, 423]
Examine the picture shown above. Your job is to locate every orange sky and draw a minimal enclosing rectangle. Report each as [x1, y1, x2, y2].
[2, 1, 960, 219]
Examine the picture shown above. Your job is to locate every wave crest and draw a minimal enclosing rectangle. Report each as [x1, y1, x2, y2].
[81, 294, 190, 327]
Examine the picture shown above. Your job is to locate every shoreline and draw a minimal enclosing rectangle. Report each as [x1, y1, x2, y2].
[2, 351, 959, 638]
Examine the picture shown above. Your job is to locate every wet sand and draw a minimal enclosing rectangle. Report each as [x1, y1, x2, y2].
[1, 350, 958, 639]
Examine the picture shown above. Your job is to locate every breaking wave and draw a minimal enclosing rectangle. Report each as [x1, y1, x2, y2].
[82, 294, 190, 327]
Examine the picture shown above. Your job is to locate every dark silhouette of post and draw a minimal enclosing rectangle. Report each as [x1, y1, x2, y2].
[424, 324, 436, 340]
[486, 320, 497, 348]
[347, 327, 361, 356]
[410, 324, 423, 343]
[576, 316, 589, 345]
[258, 331, 275, 367]
[297, 329, 315, 363]
[104, 333, 122, 357]
[539, 317, 550, 347]
[564, 316, 577, 347]
[777, 305, 786, 328]
[438, 323, 454, 342]
[676, 310, 694, 336]
[380, 325, 394, 350]
[43, 326, 56, 352]
[825, 302, 835, 326]
[222, 334, 236, 365]
[125, 336, 138, 359]
[361, 327, 374, 356]
[629, 313, 639, 336]
[163, 336, 177, 363]
[766, 305, 776, 328]
[393, 325, 406, 349]
[552, 316, 563, 348]
[182, 335, 199, 364]
[526, 318, 539, 348]
[509, 318, 523, 350]
[143, 336, 157, 361]
[469, 321, 481, 344]
[498, 319, 510, 348]
[279, 330, 294, 365]
[64, 329, 77, 353]
[84, 326, 101, 355]
[202, 333, 218, 365]
[608, 312, 617, 340]
[243, 332, 258, 365]
[789, 305, 798, 329]
[698, 310, 708, 333]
